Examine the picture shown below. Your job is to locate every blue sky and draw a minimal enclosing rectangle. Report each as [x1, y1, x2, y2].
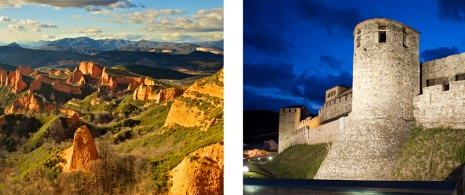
[243, 0, 465, 113]
[0, 0, 223, 44]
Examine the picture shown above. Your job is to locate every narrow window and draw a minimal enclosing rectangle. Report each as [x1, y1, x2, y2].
[356, 28, 361, 48]
[443, 83, 449, 91]
[379, 31, 386, 43]
[378, 23, 386, 43]
[403, 27, 408, 48]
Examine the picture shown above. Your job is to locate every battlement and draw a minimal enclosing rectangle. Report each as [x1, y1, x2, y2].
[319, 89, 352, 124]
[414, 79, 465, 129]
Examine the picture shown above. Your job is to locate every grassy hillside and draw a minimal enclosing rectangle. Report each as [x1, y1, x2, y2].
[0, 68, 224, 194]
[263, 144, 328, 179]
[391, 126, 465, 180]
[113, 64, 193, 79]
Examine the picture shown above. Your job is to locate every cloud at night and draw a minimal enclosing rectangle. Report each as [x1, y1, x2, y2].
[437, 0, 465, 23]
[243, 30, 293, 57]
[295, 0, 366, 38]
[243, 62, 296, 90]
[420, 46, 461, 62]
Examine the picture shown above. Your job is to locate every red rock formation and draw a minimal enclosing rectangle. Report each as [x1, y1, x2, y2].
[78, 61, 103, 78]
[30, 70, 40, 76]
[99, 71, 118, 90]
[68, 125, 98, 171]
[127, 81, 140, 90]
[52, 82, 82, 95]
[48, 69, 63, 77]
[7, 70, 28, 94]
[133, 84, 158, 100]
[66, 69, 86, 85]
[5, 93, 56, 114]
[16, 65, 32, 75]
[60, 108, 79, 117]
[29, 76, 42, 93]
[169, 143, 224, 195]
[0, 68, 7, 85]
[37, 74, 55, 84]
[156, 87, 186, 103]
[164, 69, 224, 128]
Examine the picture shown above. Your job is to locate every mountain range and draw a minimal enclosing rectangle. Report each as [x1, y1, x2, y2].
[6, 37, 223, 55]
[0, 42, 223, 74]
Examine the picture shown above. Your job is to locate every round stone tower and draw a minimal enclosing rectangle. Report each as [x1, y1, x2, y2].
[316, 18, 420, 180]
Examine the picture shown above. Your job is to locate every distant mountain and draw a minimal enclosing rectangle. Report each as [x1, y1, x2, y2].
[0, 45, 223, 73]
[6, 42, 22, 48]
[194, 40, 223, 50]
[243, 110, 279, 147]
[38, 37, 222, 55]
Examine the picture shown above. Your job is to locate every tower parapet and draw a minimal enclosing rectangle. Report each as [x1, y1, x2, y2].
[278, 105, 309, 153]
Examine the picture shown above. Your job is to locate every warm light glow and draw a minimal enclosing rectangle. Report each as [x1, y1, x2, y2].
[268, 156, 272, 160]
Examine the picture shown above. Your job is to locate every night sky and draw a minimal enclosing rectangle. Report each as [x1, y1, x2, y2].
[243, 0, 465, 114]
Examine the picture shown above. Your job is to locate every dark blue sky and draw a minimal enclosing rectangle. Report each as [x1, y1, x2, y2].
[243, 0, 465, 113]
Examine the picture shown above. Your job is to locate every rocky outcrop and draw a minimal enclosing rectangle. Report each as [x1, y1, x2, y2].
[5, 93, 56, 114]
[30, 70, 40, 76]
[66, 69, 86, 85]
[60, 108, 80, 117]
[52, 82, 82, 95]
[37, 74, 54, 84]
[48, 69, 63, 77]
[156, 87, 186, 103]
[164, 69, 224, 128]
[169, 143, 224, 195]
[127, 77, 157, 90]
[78, 61, 103, 78]
[29, 76, 42, 93]
[99, 70, 118, 90]
[0, 68, 7, 85]
[133, 84, 158, 100]
[100, 67, 139, 90]
[184, 69, 223, 100]
[16, 65, 32, 75]
[67, 125, 98, 171]
[6, 70, 28, 94]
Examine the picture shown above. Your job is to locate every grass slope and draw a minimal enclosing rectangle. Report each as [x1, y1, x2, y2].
[262, 144, 328, 179]
[113, 64, 193, 79]
[391, 126, 465, 180]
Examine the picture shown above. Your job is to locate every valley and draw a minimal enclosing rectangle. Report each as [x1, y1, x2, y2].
[0, 45, 224, 194]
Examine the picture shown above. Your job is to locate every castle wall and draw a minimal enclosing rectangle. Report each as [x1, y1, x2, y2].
[290, 116, 347, 146]
[414, 80, 465, 129]
[316, 18, 420, 180]
[319, 92, 352, 123]
[421, 53, 465, 89]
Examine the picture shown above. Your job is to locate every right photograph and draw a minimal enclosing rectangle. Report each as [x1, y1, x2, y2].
[243, 0, 465, 194]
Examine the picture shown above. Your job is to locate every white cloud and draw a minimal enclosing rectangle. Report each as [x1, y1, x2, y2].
[0, 0, 141, 10]
[41, 34, 56, 40]
[0, 16, 11, 22]
[7, 19, 57, 32]
[0, 0, 119, 8]
[61, 28, 104, 35]
[107, 0, 136, 9]
[90, 7, 223, 33]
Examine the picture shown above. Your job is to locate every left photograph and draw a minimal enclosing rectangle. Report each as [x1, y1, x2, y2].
[0, 0, 224, 194]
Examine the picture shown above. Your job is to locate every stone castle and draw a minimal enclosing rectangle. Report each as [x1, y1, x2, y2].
[279, 18, 465, 180]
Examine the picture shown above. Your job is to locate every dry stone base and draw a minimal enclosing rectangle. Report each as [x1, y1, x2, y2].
[315, 117, 414, 180]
